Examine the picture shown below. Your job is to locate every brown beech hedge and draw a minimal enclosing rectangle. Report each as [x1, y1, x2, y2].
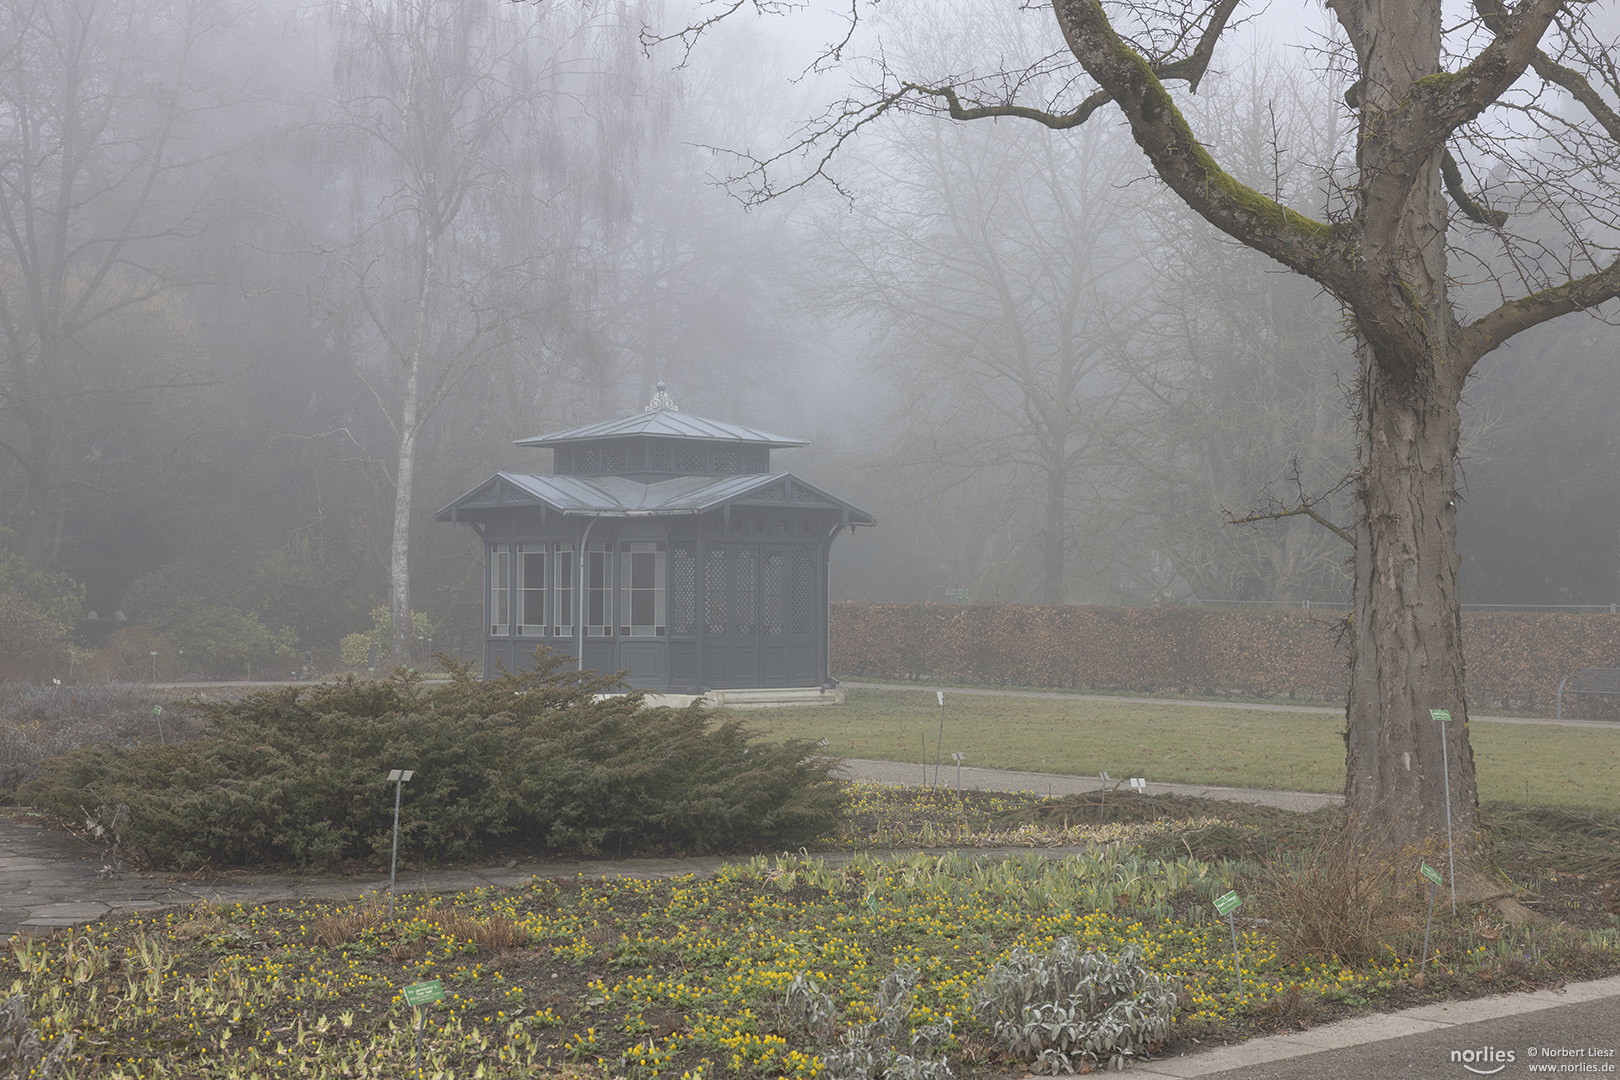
[831, 602, 1620, 711]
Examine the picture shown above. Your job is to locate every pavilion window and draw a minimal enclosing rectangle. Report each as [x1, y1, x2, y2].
[762, 549, 786, 635]
[670, 543, 696, 635]
[553, 543, 573, 636]
[733, 547, 756, 634]
[704, 546, 727, 634]
[586, 541, 613, 636]
[517, 544, 546, 636]
[620, 541, 666, 636]
[489, 545, 511, 636]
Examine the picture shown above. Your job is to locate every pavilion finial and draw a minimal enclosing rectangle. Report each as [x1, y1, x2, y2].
[644, 380, 679, 413]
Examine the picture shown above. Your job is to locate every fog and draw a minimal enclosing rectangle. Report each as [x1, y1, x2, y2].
[2, 0, 1615, 670]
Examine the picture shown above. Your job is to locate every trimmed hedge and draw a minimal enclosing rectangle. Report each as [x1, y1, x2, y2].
[831, 602, 1620, 711]
[19, 652, 841, 869]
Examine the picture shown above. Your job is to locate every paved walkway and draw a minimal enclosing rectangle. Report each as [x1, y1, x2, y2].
[842, 682, 1620, 729]
[1131, 975, 1620, 1077]
[840, 759, 1342, 812]
[0, 758, 1336, 941]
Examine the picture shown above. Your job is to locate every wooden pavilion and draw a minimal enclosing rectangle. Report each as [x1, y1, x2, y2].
[436, 384, 874, 693]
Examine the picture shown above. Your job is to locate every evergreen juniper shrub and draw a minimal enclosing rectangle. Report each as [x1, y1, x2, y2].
[18, 650, 841, 869]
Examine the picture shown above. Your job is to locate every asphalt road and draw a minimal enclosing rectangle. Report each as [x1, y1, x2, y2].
[1132, 982, 1620, 1078]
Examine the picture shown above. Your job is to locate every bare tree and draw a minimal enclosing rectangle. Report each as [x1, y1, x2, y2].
[654, 0, 1620, 898]
[319, 0, 574, 662]
[821, 104, 1142, 604]
[0, 0, 225, 569]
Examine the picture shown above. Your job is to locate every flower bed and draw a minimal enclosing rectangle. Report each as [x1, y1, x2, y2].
[10, 840, 1611, 1079]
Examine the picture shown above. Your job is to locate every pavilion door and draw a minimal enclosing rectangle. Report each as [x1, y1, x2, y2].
[702, 542, 817, 688]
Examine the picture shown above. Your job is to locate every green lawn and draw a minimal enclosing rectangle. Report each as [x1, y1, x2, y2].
[737, 690, 1620, 811]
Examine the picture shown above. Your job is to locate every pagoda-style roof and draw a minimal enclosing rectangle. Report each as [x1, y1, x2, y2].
[435, 471, 874, 524]
[515, 407, 807, 450]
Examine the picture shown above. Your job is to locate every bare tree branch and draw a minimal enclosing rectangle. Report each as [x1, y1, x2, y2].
[1457, 255, 1620, 368]
[1441, 148, 1509, 227]
[1224, 461, 1355, 547]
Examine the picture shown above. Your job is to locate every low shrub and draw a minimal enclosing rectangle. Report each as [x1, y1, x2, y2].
[786, 968, 953, 1080]
[1251, 829, 1416, 962]
[18, 650, 842, 869]
[973, 937, 1177, 1073]
[0, 682, 196, 794]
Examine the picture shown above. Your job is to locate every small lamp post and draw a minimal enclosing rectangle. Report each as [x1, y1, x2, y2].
[386, 769, 415, 917]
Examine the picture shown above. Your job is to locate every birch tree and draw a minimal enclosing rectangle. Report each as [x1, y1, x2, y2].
[322, 0, 570, 662]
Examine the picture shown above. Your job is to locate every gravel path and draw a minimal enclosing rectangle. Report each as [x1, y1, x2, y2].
[840, 681, 1620, 728]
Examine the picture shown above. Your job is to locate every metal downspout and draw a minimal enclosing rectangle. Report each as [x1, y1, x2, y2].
[577, 517, 598, 673]
[824, 524, 846, 687]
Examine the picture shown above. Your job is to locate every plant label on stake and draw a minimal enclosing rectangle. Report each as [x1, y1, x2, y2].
[951, 752, 965, 793]
[1430, 710, 1458, 916]
[935, 691, 945, 787]
[402, 980, 444, 1077]
[153, 705, 165, 745]
[1419, 861, 1443, 971]
[386, 769, 415, 917]
[1214, 891, 1244, 992]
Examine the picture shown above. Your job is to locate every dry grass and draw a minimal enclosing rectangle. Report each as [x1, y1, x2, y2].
[1251, 830, 1418, 962]
[0, 682, 200, 792]
[310, 902, 389, 948]
[426, 909, 530, 952]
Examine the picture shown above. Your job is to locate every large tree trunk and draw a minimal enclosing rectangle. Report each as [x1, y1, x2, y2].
[1344, 342, 1496, 898]
[1330, 0, 1498, 900]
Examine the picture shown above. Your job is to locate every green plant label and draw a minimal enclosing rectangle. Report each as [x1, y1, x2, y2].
[153, 706, 162, 715]
[1429, 709, 1451, 723]
[402, 980, 444, 1006]
[1213, 890, 1242, 916]
[1420, 861, 1443, 886]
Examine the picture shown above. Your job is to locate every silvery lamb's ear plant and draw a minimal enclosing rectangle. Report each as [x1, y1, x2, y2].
[973, 938, 1177, 1073]
[0, 995, 76, 1080]
[785, 969, 953, 1080]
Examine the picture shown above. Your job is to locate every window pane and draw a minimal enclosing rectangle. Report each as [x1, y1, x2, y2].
[519, 549, 546, 635]
[621, 542, 665, 636]
[489, 545, 510, 635]
[586, 543, 611, 636]
[554, 544, 573, 634]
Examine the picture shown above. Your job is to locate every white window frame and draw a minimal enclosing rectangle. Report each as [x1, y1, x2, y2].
[517, 544, 546, 636]
[489, 544, 511, 636]
[553, 543, 574, 637]
[585, 540, 613, 637]
[619, 541, 666, 637]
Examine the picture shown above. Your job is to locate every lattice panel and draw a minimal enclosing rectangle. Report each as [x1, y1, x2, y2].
[705, 546, 727, 634]
[602, 442, 626, 473]
[791, 548, 816, 635]
[649, 440, 671, 472]
[716, 446, 740, 474]
[734, 547, 757, 634]
[554, 447, 575, 473]
[762, 550, 786, 636]
[676, 443, 705, 473]
[744, 446, 769, 472]
[580, 444, 600, 474]
[670, 545, 696, 636]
